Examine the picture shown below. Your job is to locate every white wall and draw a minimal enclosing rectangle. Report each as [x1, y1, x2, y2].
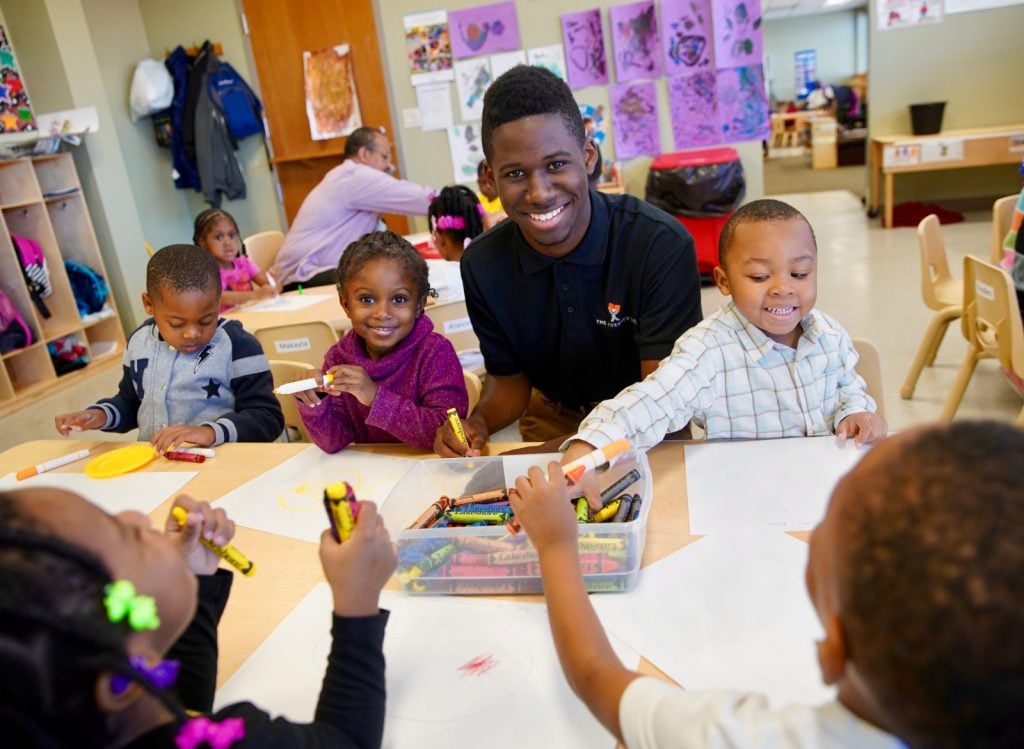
[764, 10, 859, 102]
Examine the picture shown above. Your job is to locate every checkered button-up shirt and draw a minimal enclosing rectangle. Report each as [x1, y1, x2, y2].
[575, 302, 875, 450]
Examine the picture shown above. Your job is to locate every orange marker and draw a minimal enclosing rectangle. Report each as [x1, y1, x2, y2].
[16, 448, 90, 480]
[562, 439, 631, 487]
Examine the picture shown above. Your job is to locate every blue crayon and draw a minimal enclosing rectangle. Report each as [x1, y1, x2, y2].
[453, 502, 513, 514]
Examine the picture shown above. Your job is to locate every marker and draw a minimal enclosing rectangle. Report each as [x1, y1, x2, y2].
[274, 373, 334, 395]
[16, 448, 90, 480]
[562, 439, 632, 487]
[446, 407, 469, 448]
[165, 451, 205, 464]
[266, 273, 278, 292]
[171, 507, 256, 576]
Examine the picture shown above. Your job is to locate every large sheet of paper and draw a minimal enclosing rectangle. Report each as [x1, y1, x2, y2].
[0, 471, 198, 516]
[213, 448, 414, 543]
[243, 294, 334, 313]
[593, 530, 834, 708]
[685, 436, 868, 534]
[215, 585, 639, 748]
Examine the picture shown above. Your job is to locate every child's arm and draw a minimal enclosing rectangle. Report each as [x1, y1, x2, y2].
[833, 332, 888, 445]
[295, 366, 360, 453]
[54, 408, 107, 435]
[78, 359, 144, 434]
[508, 462, 641, 742]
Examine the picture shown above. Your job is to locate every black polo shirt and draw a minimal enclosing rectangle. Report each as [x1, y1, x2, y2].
[461, 190, 702, 410]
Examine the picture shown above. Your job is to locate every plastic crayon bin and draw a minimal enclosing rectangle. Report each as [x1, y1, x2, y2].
[382, 450, 653, 595]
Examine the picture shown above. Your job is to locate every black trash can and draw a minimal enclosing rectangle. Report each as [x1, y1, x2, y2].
[909, 102, 945, 135]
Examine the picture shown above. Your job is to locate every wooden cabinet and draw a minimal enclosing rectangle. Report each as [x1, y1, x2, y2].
[0, 153, 125, 417]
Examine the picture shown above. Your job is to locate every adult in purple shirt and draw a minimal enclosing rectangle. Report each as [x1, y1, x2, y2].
[276, 126, 436, 290]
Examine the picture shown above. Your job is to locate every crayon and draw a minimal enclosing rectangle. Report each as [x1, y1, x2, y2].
[324, 482, 357, 542]
[579, 556, 622, 574]
[16, 448, 90, 480]
[486, 548, 540, 565]
[456, 537, 512, 553]
[446, 407, 469, 448]
[450, 552, 491, 566]
[446, 510, 512, 525]
[451, 489, 508, 507]
[408, 496, 450, 529]
[584, 579, 628, 592]
[591, 498, 622, 523]
[577, 537, 626, 551]
[413, 543, 456, 573]
[448, 581, 524, 594]
[165, 450, 205, 463]
[599, 469, 641, 506]
[451, 502, 512, 514]
[170, 507, 256, 576]
[628, 496, 643, 522]
[575, 497, 590, 523]
[612, 495, 633, 523]
[443, 564, 511, 577]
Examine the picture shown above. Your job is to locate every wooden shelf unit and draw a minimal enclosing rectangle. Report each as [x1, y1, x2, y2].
[0, 153, 126, 417]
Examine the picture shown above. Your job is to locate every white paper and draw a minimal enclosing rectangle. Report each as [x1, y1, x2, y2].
[592, 531, 834, 709]
[426, 259, 465, 301]
[213, 447, 414, 543]
[453, 58, 492, 122]
[243, 294, 335, 313]
[0, 470, 198, 517]
[882, 144, 921, 167]
[489, 50, 527, 81]
[920, 139, 964, 163]
[416, 82, 454, 132]
[685, 436, 868, 534]
[527, 44, 567, 80]
[446, 124, 485, 185]
[215, 585, 638, 748]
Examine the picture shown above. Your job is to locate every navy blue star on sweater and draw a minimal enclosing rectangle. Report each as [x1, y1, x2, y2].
[202, 379, 222, 399]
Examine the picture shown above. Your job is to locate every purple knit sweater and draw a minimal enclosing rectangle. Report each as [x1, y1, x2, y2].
[298, 315, 468, 452]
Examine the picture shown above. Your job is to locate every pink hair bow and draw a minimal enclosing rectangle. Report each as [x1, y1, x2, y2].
[175, 716, 245, 749]
[436, 215, 466, 230]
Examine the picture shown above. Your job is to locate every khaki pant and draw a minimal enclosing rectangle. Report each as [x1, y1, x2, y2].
[518, 389, 594, 442]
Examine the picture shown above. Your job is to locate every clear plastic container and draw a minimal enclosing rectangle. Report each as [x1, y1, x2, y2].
[382, 450, 653, 595]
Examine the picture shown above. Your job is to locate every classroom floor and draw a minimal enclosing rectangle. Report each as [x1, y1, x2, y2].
[1, 188, 1019, 453]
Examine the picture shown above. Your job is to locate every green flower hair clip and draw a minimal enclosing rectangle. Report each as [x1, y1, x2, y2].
[104, 580, 160, 631]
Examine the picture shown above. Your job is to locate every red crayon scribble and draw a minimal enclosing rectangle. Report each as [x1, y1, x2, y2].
[458, 654, 499, 676]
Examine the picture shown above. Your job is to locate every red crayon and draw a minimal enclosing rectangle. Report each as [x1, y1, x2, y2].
[579, 556, 622, 574]
[165, 451, 205, 463]
[443, 564, 511, 577]
[451, 552, 490, 566]
[408, 496, 450, 529]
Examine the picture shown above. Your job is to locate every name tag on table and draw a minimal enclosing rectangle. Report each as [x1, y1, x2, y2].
[443, 317, 473, 335]
[274, 337, 312, 353]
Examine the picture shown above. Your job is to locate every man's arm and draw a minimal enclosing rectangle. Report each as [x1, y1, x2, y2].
[434, 372, 531, 456]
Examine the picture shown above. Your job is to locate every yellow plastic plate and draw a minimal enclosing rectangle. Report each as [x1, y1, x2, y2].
[84, 445, 158, 479]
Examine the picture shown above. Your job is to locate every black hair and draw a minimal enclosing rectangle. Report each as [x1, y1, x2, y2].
[146, 244, 222, 299]
[717, 199, 817, 265]
[838, 421, 1024, 748]
[481, 65, 585, 161]
[0, 491, 187, 747]
[343, 126, 385, 160]
[428, 186, 484, 250]
[336, 230, 433, 303]
[191, 208, 241, 248]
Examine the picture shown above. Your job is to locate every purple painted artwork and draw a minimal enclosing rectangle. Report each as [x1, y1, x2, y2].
[450, 2, 521, 59]
[609, 81, 660, 159]
[610, 1, 662, 82]
[661, 0, 714, 76]
[561, 9, 608, 89]
[668, 72, 719, 149]
[712, 0, 763, 70]
[716, 65, 769, 142]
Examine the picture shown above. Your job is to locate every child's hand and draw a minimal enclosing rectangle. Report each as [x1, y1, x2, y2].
[319, 501, 397, 617]
[434, 414, 488, 457]
[562, 440, 603, 511]
[253, 284, 276, 300]
[151, 424, 216, 454]
[54, 408, 106, 436]
[323, 364, 378, 407]
[166, 496, 236, 575]
[509, 462, 578, 556]
[267, 265, 282, 290]
[836, 412, 888, 446]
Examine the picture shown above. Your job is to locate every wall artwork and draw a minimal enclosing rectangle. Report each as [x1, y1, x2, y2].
[716, 64, 770, 142]
[712, 0, 763, 69]
[561, 8, 609, 90]
[610, 1, 662, 82]
[303, 43, 362, 141]
[449, 1, 522, 59]
[447, 123, 485, 184]
[668, 72, 719, 149]
[609, 80, 660, 159]
[489, 49, 527, 80]
[454, 57, 492, 122]
[526, 44, 567, 81]
[404, 10, 454, 86]
[0, 26, 36, 135]
[661, 0, 715, 76]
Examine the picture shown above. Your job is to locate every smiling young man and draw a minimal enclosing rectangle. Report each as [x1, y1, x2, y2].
[435, 65, 702, 455]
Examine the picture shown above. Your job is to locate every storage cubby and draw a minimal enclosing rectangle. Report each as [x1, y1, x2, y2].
[0, 153, 126, 417]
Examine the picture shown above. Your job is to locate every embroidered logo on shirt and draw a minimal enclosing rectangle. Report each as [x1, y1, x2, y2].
[607, 302, 621, 324]
[595, 301, 633, 329]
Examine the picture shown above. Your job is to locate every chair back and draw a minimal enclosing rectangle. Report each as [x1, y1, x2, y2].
[962, 256, 1024, 379]
[917, 214, 961, 310]
[243, 231, 285, 272]
[268, 359, 314, 442]
[851, 337, 885, 419]
[463, 369, 482, 413]
[254, 321, 338, 368]
[992, 193, 1017, 265]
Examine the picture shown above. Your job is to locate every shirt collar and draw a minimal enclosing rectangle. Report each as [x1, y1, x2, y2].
[726, 301, 819, 361]
[514, 190, 608, 274]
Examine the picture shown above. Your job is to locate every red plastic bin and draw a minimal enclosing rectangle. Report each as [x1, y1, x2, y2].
[671, 213, 730, 277]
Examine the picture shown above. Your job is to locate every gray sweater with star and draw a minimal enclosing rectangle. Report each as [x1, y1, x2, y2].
[90, 318, 283, 444]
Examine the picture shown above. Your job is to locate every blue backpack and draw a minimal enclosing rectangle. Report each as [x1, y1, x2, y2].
[207, 60, 264, 141]
[64, 260, 110, 316]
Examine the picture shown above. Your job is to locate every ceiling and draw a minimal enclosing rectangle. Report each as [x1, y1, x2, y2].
[763, 0, 868, 20]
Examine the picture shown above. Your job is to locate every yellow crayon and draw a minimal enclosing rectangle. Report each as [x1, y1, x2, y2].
[591, 498, 622, 523]
[447, 407, 469, 448]
[325, 482, 356, 542]
[171, 507, 256, 577]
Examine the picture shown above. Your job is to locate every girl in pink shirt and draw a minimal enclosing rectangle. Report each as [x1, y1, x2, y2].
[193, 209, 280, 311]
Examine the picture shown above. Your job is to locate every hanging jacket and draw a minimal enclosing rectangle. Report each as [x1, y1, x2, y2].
[165, 46, 201, 191]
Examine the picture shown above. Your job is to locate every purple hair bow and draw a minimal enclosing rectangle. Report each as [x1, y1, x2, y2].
[175, 716, 245, 749]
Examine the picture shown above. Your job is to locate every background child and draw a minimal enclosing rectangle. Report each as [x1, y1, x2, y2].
[0, 487, 396, 748]
[511, 421, 1024, 748]
[193, 209, 280, 311]
[564, 198, 885, 472]
[475, 159, 506, 229]
[428, 185, 485, 262]
[294, 230, 467, 453]
[54, 244, 283, 452]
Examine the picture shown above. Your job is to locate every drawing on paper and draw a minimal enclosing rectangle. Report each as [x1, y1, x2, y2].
[0, 25, 36, 134]
[717, 64, 770, 142]
[404, 11, 453, 80]
[661, 0, 714, 75]
[610, 81, 660, 160]
[610, 1, 662, 83]
[712, 0, 763, 69]
[668, 72, 719, 149]
[303, 43, 362, 140]
[454, 58, 492, 122]
[458, 654, 500, 676]
[447, 124, 485, 185]
[526, 44, 567, 81]
[449, 2, 521, 59]
[579, 103, 607, 146]
[561, 9, 608, 89]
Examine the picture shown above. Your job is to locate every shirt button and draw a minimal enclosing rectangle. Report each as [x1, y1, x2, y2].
[562, 283, 570, 291]
[567, 306, 575, 313]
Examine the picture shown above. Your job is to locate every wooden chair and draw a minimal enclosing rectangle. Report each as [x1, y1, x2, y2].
[851, 337, 885, 419]
[992, 193, 1017, 264]
[900, 214, 964, 399]
[243, 230, 285, 272]
[940, 256, 1024, 425]
[254, 321, 338, 368]
[463, 369, 482, 413]
[268, 359, 315, 442]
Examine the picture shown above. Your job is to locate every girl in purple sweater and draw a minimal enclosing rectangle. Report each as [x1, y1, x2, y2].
[294, 231, 468, 452]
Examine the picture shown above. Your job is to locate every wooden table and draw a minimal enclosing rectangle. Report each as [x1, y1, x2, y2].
[869, 124, 1024, 228]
